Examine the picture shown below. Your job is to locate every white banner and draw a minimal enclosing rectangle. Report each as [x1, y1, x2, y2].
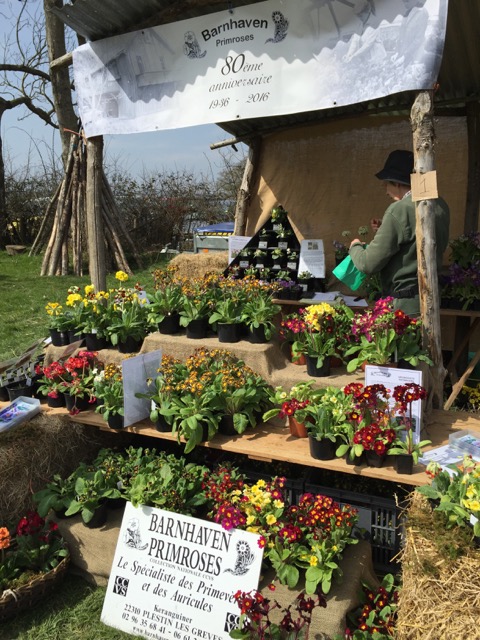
[73, 0, 448, 137]
[101, 503, 263, 640]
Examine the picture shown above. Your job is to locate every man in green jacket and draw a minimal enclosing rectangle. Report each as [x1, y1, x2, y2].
[349, 149, 450, 315]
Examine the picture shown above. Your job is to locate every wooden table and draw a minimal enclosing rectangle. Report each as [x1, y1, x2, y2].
[441, 308, 480, 410]
[70, 407, 480, 488]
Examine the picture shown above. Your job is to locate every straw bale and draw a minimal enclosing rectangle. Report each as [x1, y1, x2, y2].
[395, 491, 480, 640]
[169, 251, 228, 280]
[0, 411, 132, 525]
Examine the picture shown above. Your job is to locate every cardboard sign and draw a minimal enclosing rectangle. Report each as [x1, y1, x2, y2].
[411, 171, 438, 201]
[101, 503, 263, 640]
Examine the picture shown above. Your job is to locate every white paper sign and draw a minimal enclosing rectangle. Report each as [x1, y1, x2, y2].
[365, 365, 423, 444]
[101, 503, 263, 640]
[298, 239, 325, 279]
[72, 0, 448, 137]
[122, 351, 162, 427]
[228, 235, 252, 263]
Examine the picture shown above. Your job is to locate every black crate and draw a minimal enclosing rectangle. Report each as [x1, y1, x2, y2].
[304, 471, 401, 574]
[241, 469, 306, 506]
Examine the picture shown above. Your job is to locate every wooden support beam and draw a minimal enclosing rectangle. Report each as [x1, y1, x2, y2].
[411, 90, 446, 409]
[86, 136, 107, 292]
[234, 138, 260, 236]
[50, 51, 73, 70]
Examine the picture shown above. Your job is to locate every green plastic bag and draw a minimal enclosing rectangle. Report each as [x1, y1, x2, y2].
[332, 255, 366, 291]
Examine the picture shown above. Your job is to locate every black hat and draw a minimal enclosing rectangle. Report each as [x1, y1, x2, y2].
[375, 150, 414, 186]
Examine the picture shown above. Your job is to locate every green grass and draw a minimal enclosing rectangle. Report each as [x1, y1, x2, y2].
[0, 251, 167, 363]
[0, 575, 136, 640]
[0, 250, 171, 638]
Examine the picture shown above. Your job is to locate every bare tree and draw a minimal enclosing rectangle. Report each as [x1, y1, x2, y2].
[0, 3, 56, 246]
[43, 0, 78, 166]
[0, 1, 78, 248]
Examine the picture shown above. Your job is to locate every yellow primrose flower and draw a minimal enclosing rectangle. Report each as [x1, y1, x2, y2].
[66, 293, 82, 306]
[309, 556, 318, 566]
[85, 284, 95, 295]
[463, 499, 480, 512]
[45, 302, 62, 316]
[266, 514, 277, 526]
[273, 499, 284, 509]
[246, 526, 260, 534]
[466, 485, 476, 498]
[115, 270, 129, 282]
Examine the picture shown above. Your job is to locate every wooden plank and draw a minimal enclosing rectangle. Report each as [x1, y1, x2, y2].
[69, 407, 480, 488]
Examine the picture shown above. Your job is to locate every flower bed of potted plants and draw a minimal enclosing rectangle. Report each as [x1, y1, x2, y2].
[93, 363, 125, 429]
[417, 454, 480, 542]
[105, 290, 149, 353]
[0, 510, 70, 621]
[344, 573, 399, 639]
[302, 303, 340, 377]
[179, 273, 218, 339]
[64, 465, 123, 528]
[230, 588, 326, 639]
[208, 278, 246, 343]
[36, 350, 99, 414]
[440, 261, 480, 310]
[204, 469, 359, 595]
[263, 381, 317, 438]
[240, 280, 281, 343]
[345, 297, 432, 372]
[140, 348, 273, 450]
[297, 270, 314, 292]
[147, 264, 184, 335]
[35, 361, 68, 408]
[387, 383, 431, 474]
[44, 301, 72, 347]
[342, 382, 430, 470]
[270, 204, 288, 227]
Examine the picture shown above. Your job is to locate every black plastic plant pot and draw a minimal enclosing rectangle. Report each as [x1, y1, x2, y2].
[217, 322, 242, 343]
[396, 454, 413, 475]
[309, 436, 336, 461]
[157, 313, 181, 335]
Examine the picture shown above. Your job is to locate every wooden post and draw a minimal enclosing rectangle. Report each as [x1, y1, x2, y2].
[234, 138, 260, 236]
[86, 136, 107, 292]
[411, 90, 445, 409]
[464, 101, 480, 233]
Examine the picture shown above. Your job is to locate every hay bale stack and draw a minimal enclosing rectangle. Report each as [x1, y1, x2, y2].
[169, 251, 228, 280]
[396, 491, 480, 640]
[0, 411, 131, 524]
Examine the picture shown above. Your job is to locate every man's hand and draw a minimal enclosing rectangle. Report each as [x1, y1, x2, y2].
[370, 218, 382, 233]
[350, 238, 363, 248]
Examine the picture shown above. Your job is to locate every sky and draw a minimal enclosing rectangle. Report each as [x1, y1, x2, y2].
[0, 1, 242, 181]
[2, 106, 240, 180]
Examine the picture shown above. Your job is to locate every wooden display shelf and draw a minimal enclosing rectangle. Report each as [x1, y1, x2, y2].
[69, 407, 480, 488]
